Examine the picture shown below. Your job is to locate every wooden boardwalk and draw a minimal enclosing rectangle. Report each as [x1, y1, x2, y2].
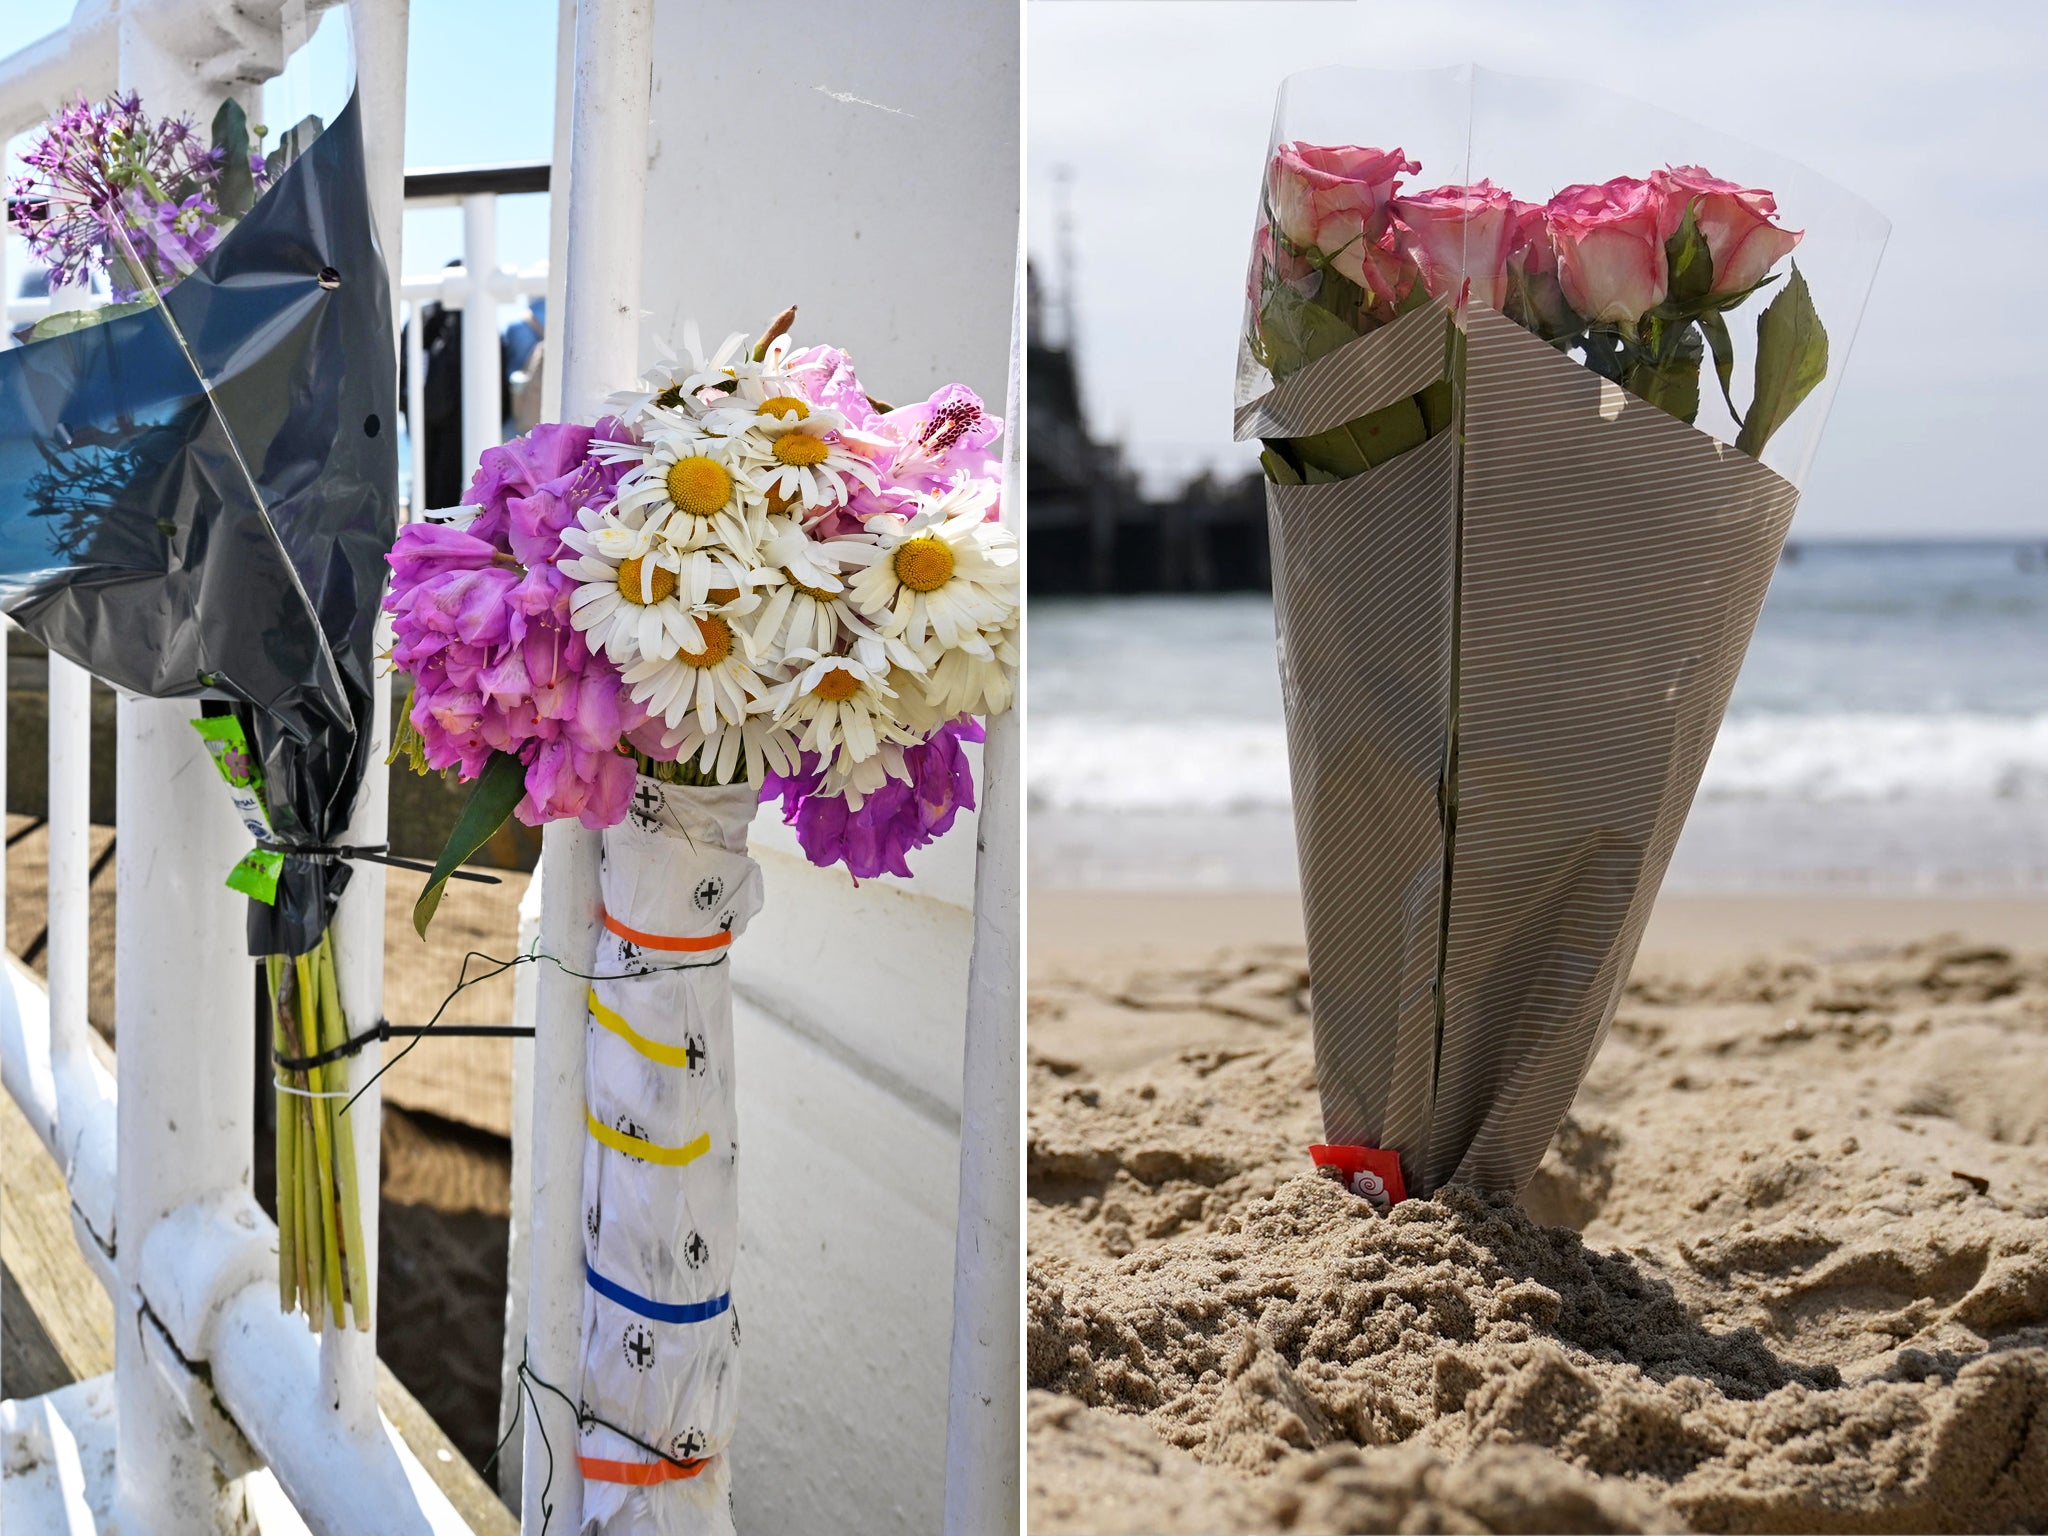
[2, 814, 526, 1530]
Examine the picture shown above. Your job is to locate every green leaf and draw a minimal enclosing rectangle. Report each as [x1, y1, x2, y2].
[412, 751, 526, 937]
[263, 112, 324, 182]
[1625, 354, 1700, 426]
[211, 98, 255, 219]
[1415, 377, 1456, 437]
[1735, 262, 1828, 459]
[1663, 199, 1715, 309]
[1255, 282, 1366, 381]
[27, 298, 156, 340]
[1259, 446, 1304, 485]
[1290, 395, 1429, 479]
[1698, 309, 1739, 419]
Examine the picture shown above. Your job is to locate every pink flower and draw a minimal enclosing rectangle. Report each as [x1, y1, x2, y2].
[1246, 220, 1315, 312]
[1546, 176, 1675, 327]
[1503, 198, 1581, 337]
[1266, 142, 1423, 314]
[385, 421, 652, 831]
[1650, 165, 1801, 296]
[517, 740, 634, 830]
[762, 719, 983, 879]
[1392, 179, 1517, 312]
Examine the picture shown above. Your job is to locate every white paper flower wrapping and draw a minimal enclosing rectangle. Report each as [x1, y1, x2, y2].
[578, 778, 762, 1536]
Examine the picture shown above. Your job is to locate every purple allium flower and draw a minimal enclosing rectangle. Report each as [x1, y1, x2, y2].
[763, 717, 983, 879]
[385, 421, 648, 829]
[8, 93, 229, 298]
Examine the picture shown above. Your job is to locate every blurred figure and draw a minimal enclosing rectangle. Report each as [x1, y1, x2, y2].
[506, 297, 546, 434]
[399, 258, 508, 511]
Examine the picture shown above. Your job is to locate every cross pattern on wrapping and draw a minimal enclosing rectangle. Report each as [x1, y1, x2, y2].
[623, 1324, 655, 1372]
[629, 780, 665, 831]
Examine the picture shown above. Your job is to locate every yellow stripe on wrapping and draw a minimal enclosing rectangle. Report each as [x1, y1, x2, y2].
[587, 989, 697, 1069]
[584, 1113, 712, 1167]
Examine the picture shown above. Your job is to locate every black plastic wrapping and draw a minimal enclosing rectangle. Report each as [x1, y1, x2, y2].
[0, 91, 396, 955]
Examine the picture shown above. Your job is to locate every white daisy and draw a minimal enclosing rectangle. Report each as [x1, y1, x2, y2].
[923, 611, 1017, 719]
[733, 407, 882, 516]
[560, 512, 762, 666]
[597, 419, 765, 558]
[621, 610, 772, 737]
[820, 739, 907, 809]
[604, 323, 750, 426]
[759, 650, 918, 778]
[743, 517, 895, 665]
[661, 711, 800, 787]
[842, 480, 1019, 658]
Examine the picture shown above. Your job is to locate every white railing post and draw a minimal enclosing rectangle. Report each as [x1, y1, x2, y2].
[942, 255, 1024, 1536]
[316, 0, 410, 1435]
[406, 299, 428, 511]
[460, 190, 500, 487]
[497, 872, 544, 1508]
[112, 697, 259, 1535]
[522, 0, 652, 1526]
[45, 657, 91, 1056]
[108, 11, 271, 1531]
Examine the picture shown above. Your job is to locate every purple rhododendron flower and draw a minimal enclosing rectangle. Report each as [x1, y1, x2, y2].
[764, 718, 983, 879]
[385, 421, 648, 830]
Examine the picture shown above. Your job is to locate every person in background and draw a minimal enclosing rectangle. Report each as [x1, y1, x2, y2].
[506, 297, 546, 434]
[399, 258, 509, 511]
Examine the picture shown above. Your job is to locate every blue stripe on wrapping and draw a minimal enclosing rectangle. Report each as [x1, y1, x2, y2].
[586, 1262, 732, 1325]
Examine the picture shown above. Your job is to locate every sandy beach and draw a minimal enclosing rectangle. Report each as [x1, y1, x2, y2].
[1027, 890, 2048, 1533]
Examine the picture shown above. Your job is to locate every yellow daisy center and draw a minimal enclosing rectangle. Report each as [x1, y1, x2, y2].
[757, 395, 810, 421]
[810, 666, 862, 702]
[785, 567, 837, 601]
[615, 556, 676, 606]
[678, 615, 734, 668]
[893, 536, 955, 594]
[665, 455, 732, 517]
[765, 485, 795, 515]
[772, 432, 830, 468]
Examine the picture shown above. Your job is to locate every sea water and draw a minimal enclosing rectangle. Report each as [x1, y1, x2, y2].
[1029, 541, 2048, 892]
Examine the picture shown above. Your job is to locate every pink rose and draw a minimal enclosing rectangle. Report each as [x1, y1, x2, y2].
[1266, 142, 1423, 311]
[1547, 177, 1675, 326]
[1651, 165, 1801, 295]
[1392, 179, 1517, 312]
[1503, 198, 1580, 337]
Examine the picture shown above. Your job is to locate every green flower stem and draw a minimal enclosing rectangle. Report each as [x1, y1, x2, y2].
[316, 933, 372, 1331]
[268, 955, 298, 1313]
[295, 951, 346, 1330]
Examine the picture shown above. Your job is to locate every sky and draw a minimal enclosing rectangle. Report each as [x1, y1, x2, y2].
[1028, 0, 2048, 538]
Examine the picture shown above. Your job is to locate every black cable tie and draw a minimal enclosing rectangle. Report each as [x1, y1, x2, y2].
[255, 840, 502, 884]
[271, 1016, 536, 1073]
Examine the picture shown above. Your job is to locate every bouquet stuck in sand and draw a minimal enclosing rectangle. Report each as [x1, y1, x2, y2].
[386, 311, 1014, 1527]
[1235, 66, 1883, 1207]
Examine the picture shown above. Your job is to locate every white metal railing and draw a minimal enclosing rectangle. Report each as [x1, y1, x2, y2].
[0, 1, 510, 1530]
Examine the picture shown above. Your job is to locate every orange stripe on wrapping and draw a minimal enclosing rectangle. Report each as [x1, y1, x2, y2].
[577, 1454, 709, 1486]
[601, 908, 732, 953]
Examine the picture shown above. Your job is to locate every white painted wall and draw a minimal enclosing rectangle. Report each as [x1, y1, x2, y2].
[633, 4, 1019, 1531]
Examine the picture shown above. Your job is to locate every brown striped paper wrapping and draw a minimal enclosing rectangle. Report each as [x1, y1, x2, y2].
[1246, 301, 1800, 1199]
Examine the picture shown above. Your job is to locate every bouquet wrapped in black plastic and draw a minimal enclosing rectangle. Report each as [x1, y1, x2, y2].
[0, 53, 394, 1327]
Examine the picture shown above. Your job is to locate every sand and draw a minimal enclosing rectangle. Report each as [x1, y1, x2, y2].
[1027, 891, 2048, 1534]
